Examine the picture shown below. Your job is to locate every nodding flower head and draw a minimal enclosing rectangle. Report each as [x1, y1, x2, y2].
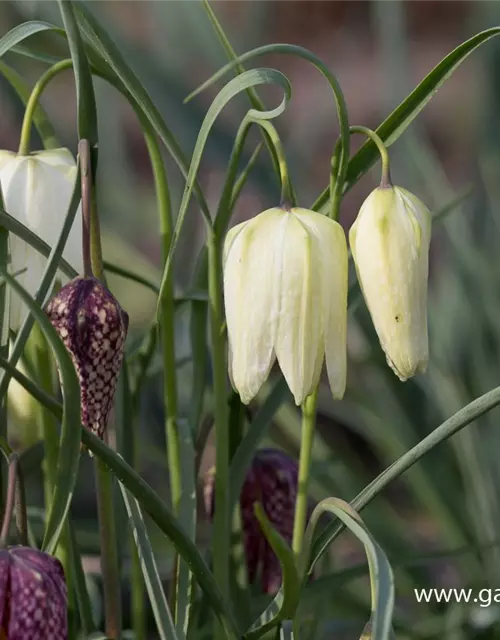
[45, 276, 129, 440]
[0, 546, 67, 639]
[349, 185, 431, 381]
[223, 206, 348, 406]
[204, 448, 301, 594]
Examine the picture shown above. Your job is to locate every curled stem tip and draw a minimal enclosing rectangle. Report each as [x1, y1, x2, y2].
[350, 125, 391, 187]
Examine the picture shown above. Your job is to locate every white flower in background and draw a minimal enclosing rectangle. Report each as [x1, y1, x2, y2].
[349, 185, 431, 381]
[0, 148, 82, 329]
[223, 206, 348, 405]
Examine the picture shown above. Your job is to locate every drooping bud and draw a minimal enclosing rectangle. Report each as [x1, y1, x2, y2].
[349, 185, 431, 380]
[0, 546, 67, 638]
[223, 206, 348, 405]
[45, 276, 128, 440]
[204, 448, 302, 594]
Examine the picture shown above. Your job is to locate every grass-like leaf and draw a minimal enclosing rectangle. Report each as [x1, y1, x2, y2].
[0, 272, 82, 556]
[312, 27, 500, 210]
[244, 504, 300, 640]
[120, 485, 179, 640]
[301, 498, 394, 640]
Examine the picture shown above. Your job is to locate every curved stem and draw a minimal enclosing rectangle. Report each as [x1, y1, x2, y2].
[207, 230, 230, 636]
[255, 120, 293, 207]
[0, 454, 18, 547]
[349, 125, 391, 187]
[292, 389, 318, 557]
[184, 43, 350, 217]
[18, 59, 71, 155]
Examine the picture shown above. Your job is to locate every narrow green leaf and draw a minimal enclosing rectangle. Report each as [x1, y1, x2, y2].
[120, 485, 179, 640]
[0, 273, 82, 556]
[103, 260, 159, 294]
[313, 27, 500, 209]
[157, 67, 291, 321]
[310, 382, 500, 572]
[68, 519, 96, 634]
[301, 498, 394, 640]
[0, 21, 61, 58]
[175, 420, 196, 638]
[73, 2, 211, 221]
[58, 0, 97, 144]
[245, 504, 300, 640]
[0, 60, 58, 148]
[80, 429, 240, 639]
[5, 357, 239, 640]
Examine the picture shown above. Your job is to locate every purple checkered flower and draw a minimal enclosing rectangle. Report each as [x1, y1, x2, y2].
[45, 276, 129, 441]
[204, 448, 299, 594]
[0, 546, 67, 639]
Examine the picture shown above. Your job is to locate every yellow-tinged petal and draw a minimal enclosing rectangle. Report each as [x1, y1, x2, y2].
[350, 185, 431, 380]
[294, 208, 348, 399]
[274, 209, 324, 405]
[223, 208, 284, 403]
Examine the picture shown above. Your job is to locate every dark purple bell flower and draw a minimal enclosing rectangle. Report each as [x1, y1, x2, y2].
[204, 448, 300, 595]
[45, 276, 129, 441]
[0, 546, 67, 639]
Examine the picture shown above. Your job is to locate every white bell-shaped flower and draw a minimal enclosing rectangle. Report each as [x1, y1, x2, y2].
[223, 206, 348, 405]
[349, 185, 431, 381]
[0, 148, 82, 329]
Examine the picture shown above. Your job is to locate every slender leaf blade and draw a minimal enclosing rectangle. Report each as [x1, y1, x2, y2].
[120, 485, 179, 640]
[1, 273, 82, 556]
[301, 498, 394, 640]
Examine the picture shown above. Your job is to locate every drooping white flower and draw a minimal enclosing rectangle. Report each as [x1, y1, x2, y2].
[349, 185, 431, 381]
[223, 206, 348, 405]
[0, 148, 82, 329]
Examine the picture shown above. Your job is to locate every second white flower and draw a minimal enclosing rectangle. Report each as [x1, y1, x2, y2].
[223, 206, 348, 405]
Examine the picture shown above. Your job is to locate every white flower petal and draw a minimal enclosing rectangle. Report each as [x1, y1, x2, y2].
[274, 211, 324, 405]
[223, 208, 283, 403]
[294, 208, 348, 400]
[0, 149, 82, 330]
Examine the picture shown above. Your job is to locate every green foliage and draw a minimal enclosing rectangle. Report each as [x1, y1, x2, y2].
[1, 2, 500, 639]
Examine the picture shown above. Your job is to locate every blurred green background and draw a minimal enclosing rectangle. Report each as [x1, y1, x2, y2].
[5, 1, 500, 638]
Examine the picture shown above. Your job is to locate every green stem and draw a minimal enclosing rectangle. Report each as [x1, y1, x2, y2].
[95, 458, 122, 639]
[292, 389, 318, 557]
[349, 125, 391, 187]
[207, 232, 230, 636]
[255, 120, 292, 207]
[0, 454, 18, 546]
[14, 460, 28, 546]
[0, 222, 8, 512]
[18, 60, 69, 155]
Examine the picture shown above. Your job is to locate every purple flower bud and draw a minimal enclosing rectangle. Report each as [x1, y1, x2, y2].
[0, 546, 67, 638]
[45, 276, 129, 440]
[204, 448, 300, 595]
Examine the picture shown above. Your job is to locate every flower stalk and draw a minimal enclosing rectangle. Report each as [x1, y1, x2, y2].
[17, 60, 68, 155]
[292, 390, 318, 557]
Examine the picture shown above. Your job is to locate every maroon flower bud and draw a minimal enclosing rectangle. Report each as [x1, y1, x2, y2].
[204, 448, 300, 595]
[0, 546, 67, 638]
[45, 276, 129, 440]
